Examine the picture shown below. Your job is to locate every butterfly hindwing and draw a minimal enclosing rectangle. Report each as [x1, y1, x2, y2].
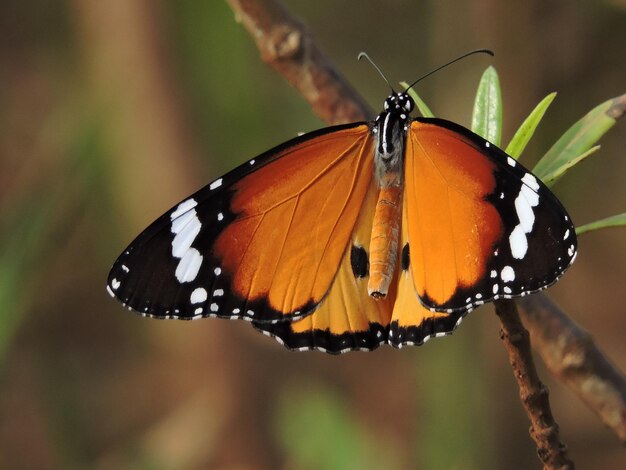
[254, 181, 474, 353]
[107, 123, 376, 323]
[405, 118, 577, 312]
[252, 178, 394, 353]
[388, 190, 469, 347]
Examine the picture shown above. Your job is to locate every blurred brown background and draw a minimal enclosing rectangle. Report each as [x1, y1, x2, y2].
[0, 1, 624, 469]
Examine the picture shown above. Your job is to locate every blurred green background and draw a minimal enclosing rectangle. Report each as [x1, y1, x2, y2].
[1, 1, 625, 468]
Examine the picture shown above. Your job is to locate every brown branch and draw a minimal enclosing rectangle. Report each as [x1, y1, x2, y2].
[225, 0, 373, 124]
[225, 0, 626, 449]
[495, 300, 574, 469]
[518, 293, 626, 444]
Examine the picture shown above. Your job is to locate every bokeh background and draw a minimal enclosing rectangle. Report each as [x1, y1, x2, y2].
[1, 1, 625, 468]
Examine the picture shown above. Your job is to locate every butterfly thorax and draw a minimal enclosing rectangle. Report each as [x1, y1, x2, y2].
[373, 92, 414, 184]
[368, 92, 414, 299]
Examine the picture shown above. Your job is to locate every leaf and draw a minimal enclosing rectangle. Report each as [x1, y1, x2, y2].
[471, 66, 502, 145]
[576, 213, 626, 235]
[541, 145, 601, 187]
[533, 94, 626, 182]
[400, 81, 435, 117]
[505, 92, 557, 159]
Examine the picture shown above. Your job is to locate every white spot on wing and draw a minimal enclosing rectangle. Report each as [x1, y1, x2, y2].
[563, 229, 570, 240]
[171, 213, 201, 258]
[501, 266, 515, 282]
[515, 189, 536, 233]
[213, 289, 224, 297]
[507, 156, 516, 167]
[522, 172, 540, 191]
[111, 278, 121, 290]
[175, 249, 203, 283]
[170, 198, 197, 219]
[209, 178, 223, 190]
[509, 225, 528, 259]
[210, 303, 219, 312]
[190, 287, 208, 304]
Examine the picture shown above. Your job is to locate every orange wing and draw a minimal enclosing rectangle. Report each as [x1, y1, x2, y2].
[389, 190, 469, 347]
[253, 178, 395, 353]
[253, 178, 471, 353]
[108, 123, 375, 323]
[405, 118, 577, 312]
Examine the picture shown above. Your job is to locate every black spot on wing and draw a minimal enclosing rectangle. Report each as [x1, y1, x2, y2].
[401, 243, 410, 271]
[350, 245, 369, 279]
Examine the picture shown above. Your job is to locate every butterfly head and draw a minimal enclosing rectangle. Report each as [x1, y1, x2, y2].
[383, 92, 414, 116]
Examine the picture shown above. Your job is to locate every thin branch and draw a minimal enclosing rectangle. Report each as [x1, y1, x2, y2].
[225, 0, 626, 447]
[226, 0, 373, 124]
[518, 294, 626, 444]
[495, 299, 574, 470]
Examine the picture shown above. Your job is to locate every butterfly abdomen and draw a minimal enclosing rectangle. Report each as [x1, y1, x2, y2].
[368, 177, 403, 299]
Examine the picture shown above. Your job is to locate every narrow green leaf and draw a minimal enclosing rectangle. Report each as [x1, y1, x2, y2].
[576, 213, 626, 235]
[505, 92, 557, 159]
[471, 66, 502, 145]
[400, 81, 435, 117]
[533, 94, 626, 181]
[541, 145, 600, 187]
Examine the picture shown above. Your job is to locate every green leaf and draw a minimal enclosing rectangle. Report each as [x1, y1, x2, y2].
[505, 92, 557, 159]
[541, 145, 600, 187]
[400, 81, 435, 117]
[471, 66, 502, 145]
[533, 94, 626, 181]
[576, 213, 626, 235]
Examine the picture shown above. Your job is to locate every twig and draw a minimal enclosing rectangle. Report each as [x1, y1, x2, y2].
[225, 0, 373, 124]
[495, 299, 574, 469]
[518, 293, 626, 444]
[225, 0, 626, 447]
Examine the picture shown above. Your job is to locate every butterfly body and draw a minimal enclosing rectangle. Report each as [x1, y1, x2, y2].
[107, 89, 577, 354]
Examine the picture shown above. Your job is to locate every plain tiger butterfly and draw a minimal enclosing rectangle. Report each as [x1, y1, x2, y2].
[107, 52, 577, 354]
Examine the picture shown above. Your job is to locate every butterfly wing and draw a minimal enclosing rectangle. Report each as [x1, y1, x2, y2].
[252, 178, 394, 353]
[388, 190, 469, 347]
[405, 118, 577, 312]
[107, 123, 377, 323]
[253, 179, 475, 354]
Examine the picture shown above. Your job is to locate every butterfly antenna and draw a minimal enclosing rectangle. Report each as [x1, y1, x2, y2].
[358, 52, 395, 93]
[405, 48, 494, 92]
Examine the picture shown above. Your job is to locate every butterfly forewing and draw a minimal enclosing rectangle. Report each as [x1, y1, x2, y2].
[405, 118, 577, 312]
[107, 123, 375, 323]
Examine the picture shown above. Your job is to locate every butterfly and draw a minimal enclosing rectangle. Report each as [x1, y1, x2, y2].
[107, 84, 577, 354]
